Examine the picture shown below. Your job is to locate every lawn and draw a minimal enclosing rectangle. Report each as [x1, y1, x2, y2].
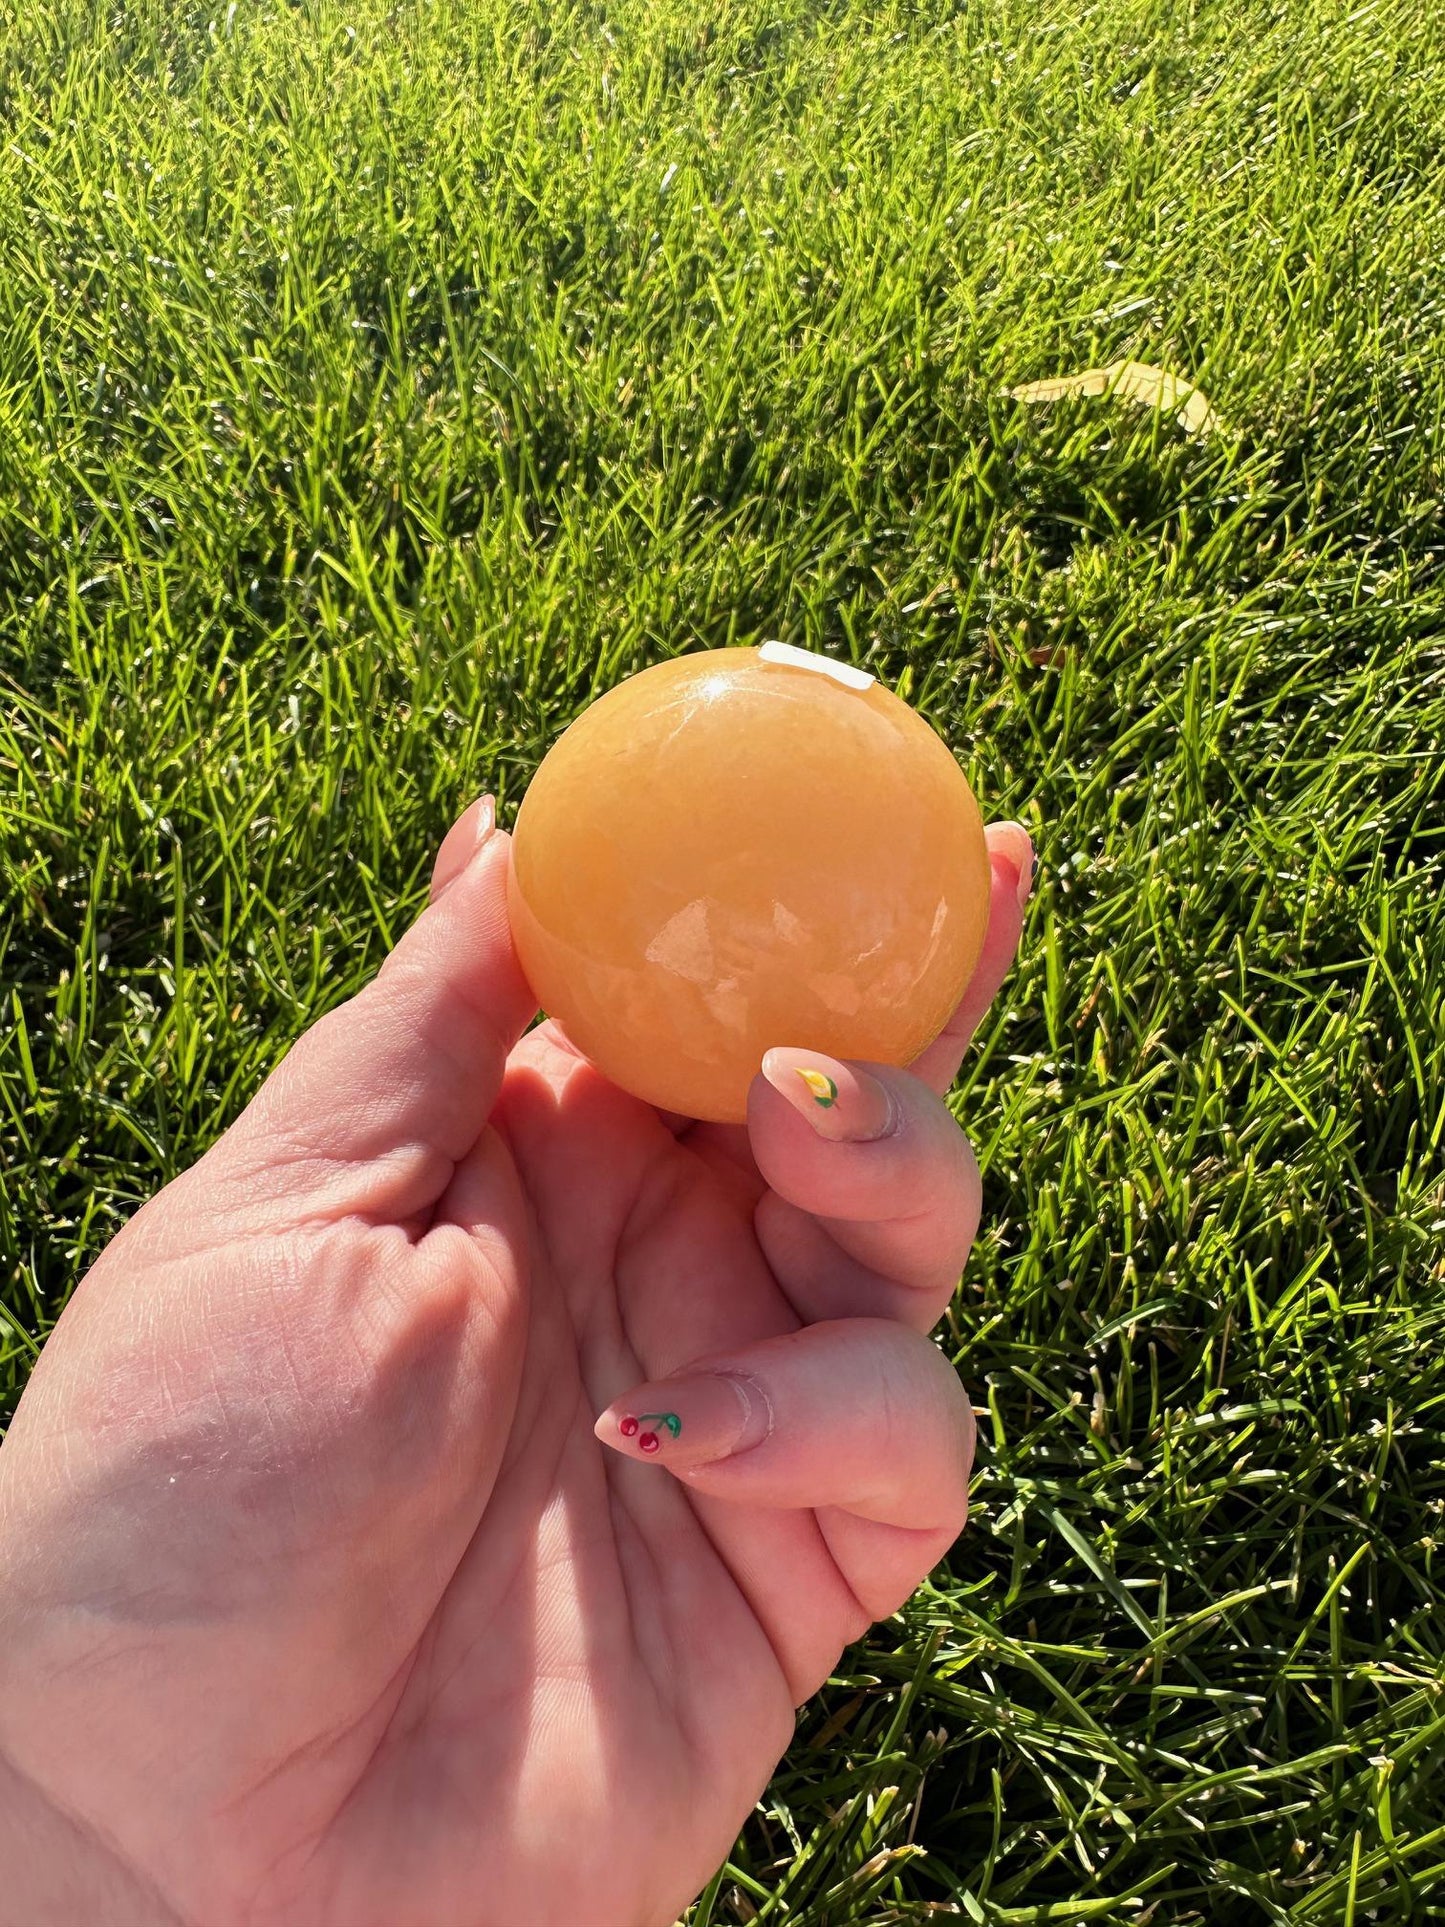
[2, 0, 1444, 1918]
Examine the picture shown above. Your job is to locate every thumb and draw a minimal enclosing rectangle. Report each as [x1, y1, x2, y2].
[217, 797, 537, 1219]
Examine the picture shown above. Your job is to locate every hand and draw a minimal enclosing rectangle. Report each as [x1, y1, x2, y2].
[0, 798, 1033, 1927]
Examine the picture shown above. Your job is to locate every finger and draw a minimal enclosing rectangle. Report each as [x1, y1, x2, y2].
[909, 818, 1034, 1096]
[595, 1317, 975, 1617]
[656, 816, 1034, 1176]
[219, 797, 537, 1220]
[537, 817, 1033, 1134]
[746, 1049, 980, 1328]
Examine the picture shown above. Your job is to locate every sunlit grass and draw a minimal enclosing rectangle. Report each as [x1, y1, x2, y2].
[2, 0, 1444, 1918]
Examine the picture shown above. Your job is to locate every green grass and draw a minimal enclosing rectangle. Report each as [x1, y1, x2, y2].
[3, 0, 1444, 1917]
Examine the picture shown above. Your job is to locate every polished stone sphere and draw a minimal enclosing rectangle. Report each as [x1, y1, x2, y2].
[507, 644, 990, 1122]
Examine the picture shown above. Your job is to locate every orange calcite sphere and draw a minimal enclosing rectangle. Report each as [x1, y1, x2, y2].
[506, 645, 990, 1122]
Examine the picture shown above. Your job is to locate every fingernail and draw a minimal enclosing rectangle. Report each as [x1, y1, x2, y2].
[989, 820, 1035, 912]
[595, 1370, 773, 1468]
[466, 795, 498, 860]
[759, 1048, 901, 1144]
[432, 795, 497, 902]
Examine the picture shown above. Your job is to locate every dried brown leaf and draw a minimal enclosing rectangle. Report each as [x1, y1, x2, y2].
[1007, 358, 1220, 436]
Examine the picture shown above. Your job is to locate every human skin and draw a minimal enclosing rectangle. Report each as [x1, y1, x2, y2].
[0, 799, 1033, 1927]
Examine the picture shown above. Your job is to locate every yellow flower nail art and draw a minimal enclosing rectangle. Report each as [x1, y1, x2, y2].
[796, 1067, 838, 1107]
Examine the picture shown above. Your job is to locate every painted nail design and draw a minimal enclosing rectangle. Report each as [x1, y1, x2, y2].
[760, 1048, 899, 1143]
[795, 1067, 838, 1108]
[618, 1411, 682, 1453]
[598, 1372, 768, 1467]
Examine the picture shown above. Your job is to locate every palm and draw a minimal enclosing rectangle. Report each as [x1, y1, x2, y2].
[256, 1022, 865, 1926]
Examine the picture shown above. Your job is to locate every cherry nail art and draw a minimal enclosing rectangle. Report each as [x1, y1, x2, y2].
[619, 1410, 682, 1453]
